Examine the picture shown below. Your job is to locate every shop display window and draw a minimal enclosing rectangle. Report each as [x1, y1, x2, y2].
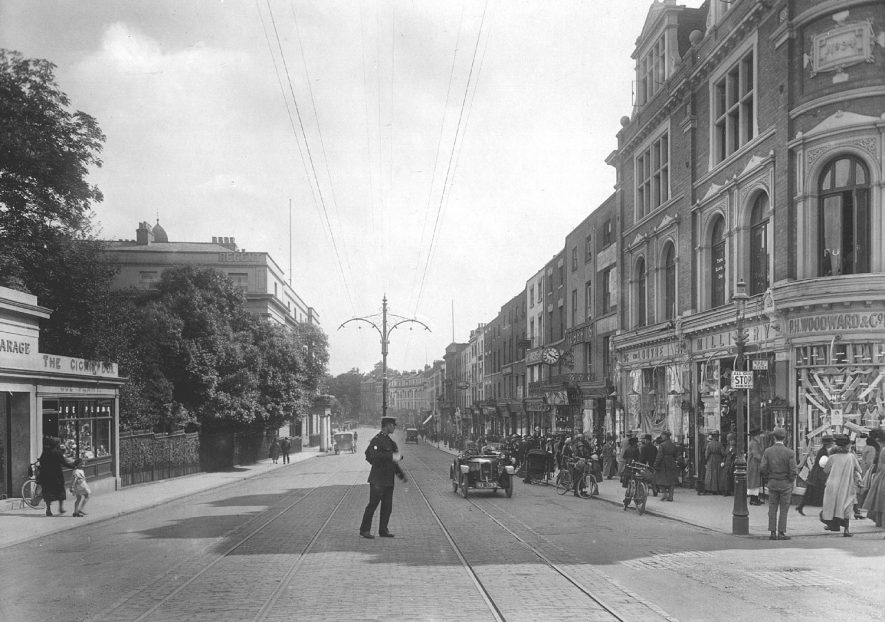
[44, 399, 113, 463]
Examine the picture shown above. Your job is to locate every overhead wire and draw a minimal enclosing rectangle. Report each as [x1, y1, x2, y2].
[413, 0, 491, 315]
[262, 0, 357, 314]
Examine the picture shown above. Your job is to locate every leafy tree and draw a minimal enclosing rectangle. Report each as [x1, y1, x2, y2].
[325, 368, 363, 423]
[0, 49, 105, 288]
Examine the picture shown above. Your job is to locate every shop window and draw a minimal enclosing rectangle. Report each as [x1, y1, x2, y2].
[663, 242, 676, 320]
[710, 217, 726, 307]
[45, 399, 114, 464]
[635, 257, 647, 327]
[818, 156, 870, 277]
[749, 194, 770, 295]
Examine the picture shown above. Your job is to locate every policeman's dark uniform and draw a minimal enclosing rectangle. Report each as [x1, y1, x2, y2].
[359, 421, 405, 538]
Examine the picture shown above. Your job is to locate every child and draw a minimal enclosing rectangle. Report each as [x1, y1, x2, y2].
[70, 459, 91, 517]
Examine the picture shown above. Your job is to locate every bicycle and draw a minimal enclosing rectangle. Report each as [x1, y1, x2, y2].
[21, 461, 45, 509]
[555, 458, 599, 498]
[623, 461, 653, 515]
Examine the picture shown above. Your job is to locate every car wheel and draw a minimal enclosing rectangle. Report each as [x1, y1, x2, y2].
[503, 476, 513, 498]
[460, 474, 469, 498]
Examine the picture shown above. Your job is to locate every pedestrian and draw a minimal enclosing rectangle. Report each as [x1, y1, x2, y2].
[70, 458, 91, 517]
[602, 435, 617, 479]
[861, 430, 885, 533]
[620, 436, 640, 488]
[856, 431, 880, 517]
[797, 434, 834, 515]
[703, 431, 727, 495]
[759, 427, 798, 541]
[746, 428, 764, 505]
[359, 417, 407, 539]
[654, 430, 679, 502]
[639, 434, 658, 496]
[618, 432, 634, 478]
[269, 438, 280, 464]
[38, 436, 75, 517]
[279, 437, 291, 464]
[723, 433, 737, 497]
[820, 433, 862, 537]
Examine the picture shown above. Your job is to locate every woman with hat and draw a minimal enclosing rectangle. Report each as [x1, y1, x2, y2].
[861, 430, 885, 532]
[703, 430, 727, 495]
[820, 434, 862, 536]
[746, 428, 765, 505]
[797, 433, 835, 515]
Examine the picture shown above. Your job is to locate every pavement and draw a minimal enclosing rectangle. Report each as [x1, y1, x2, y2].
[3, 440, 881, 551]
[428, 440, 884, 540]
[0, 446, 321, 550]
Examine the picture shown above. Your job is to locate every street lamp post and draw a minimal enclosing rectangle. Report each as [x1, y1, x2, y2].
[338, 295, 431, 420]
[732, 278, 750, 535]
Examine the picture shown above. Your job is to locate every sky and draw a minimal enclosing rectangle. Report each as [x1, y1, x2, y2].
[2, 0, 704, 376]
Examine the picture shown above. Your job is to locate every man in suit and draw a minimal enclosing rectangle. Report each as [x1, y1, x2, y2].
[638, 433, 659, 496]
[759, 427, 798, 541]
[359, 417, 407, 539]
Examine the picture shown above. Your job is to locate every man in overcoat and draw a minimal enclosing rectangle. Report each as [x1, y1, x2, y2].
[654, 430, 679, 502]
[359, 417, 406, 539]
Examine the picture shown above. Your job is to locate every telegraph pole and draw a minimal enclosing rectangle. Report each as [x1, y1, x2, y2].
[339, 296, 431, 418]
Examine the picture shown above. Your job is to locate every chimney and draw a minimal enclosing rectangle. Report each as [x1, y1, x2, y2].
[212, 236, 218, 244]
[136, 221, 154, 245]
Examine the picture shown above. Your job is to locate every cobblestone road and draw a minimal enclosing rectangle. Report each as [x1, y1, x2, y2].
[2, 432, 884, 622]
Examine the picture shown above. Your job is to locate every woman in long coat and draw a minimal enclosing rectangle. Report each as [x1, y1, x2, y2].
[797, 434, 834, 514]
[704, 431, 727, 494]
[38, 436, 75, 517]
[821, 434, 862, 536]
[746, 429, 764, 505]
[861, 435, 885, 529]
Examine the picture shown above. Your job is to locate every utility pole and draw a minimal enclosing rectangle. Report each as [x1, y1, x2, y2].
[339, 295, 431, 419]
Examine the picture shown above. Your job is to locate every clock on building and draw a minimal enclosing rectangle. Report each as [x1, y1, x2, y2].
[541, 347, 560, 365]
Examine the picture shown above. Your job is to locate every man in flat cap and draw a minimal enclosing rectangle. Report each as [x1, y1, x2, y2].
[359, 417, 406, 539]
[760, 428, 798, 540]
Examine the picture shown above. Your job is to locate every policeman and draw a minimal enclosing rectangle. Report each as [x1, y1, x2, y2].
[359, 417, 407, 539]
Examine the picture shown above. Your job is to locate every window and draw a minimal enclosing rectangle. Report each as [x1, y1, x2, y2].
[602, 267, 615, 313]
[571, 247, 578, 271]
[713, 50, 755, 163]
[229, 272, 249, 292]
[571, 289, 577, 326]
[559, 265, 564, 286]
[635, 258, 647, 327]
[585, 234, 592, 262]
[602, 336, 612, 380]
[529, 318, 535, 344]
[663, 243, 676, 320]
[818, 156, 870, 277]
[636, 132, 669, 219]
[584, 280, 593, 320]
[749, 194, 770, 294]
[637, 34, 666, 106]
[602, 219, 613, 247]
[139, 271, 159, 290]
[537, 280, 543, 302]
[558, 307, 564, 340]
[710, 217, 726, 307]
[529, 286, 534, 308]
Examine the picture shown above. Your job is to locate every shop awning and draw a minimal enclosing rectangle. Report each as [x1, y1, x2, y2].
[422, 413, 434, 425]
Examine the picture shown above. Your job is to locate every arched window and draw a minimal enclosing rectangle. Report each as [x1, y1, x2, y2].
[636, 257, 646, 327]
[710, 217, 726, 307]
[663, 243, 676, 320]
[818, 156, 870, 276]
[749, 194, 769, 295]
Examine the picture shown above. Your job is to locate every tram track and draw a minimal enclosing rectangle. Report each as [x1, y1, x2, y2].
[90, 464, 362, 622]
[408, 450, 677, 622]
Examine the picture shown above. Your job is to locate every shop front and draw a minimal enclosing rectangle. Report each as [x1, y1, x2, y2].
[1, 287, 123, 500]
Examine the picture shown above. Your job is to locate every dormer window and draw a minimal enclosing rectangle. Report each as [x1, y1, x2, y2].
[637, 34, 666, 106]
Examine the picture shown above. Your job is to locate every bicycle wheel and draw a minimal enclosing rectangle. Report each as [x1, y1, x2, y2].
[635, 481, 648, 515]
[623, 481, 633, 510]
[586, 477, 599, 498]
[21, 479, 44, 509]
[555, 470, 572, 495]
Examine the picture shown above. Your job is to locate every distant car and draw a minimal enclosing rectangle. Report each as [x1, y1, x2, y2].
[333, 432, 355, 454]
[405, 428, 419, 443]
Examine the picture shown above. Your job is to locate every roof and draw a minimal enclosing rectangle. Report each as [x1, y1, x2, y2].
[102, 241, 249, 254]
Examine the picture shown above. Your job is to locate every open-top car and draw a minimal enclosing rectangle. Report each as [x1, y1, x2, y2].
[450, 448, 516, 498]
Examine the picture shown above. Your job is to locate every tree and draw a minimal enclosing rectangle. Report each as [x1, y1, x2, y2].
[325, 368, 363, 424]
[0, 49, 105, 288]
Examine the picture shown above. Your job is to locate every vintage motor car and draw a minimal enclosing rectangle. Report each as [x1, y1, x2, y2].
[450, 449, 516, 498]
[333, 432, 355, 454]
[405, 428, 419, 443]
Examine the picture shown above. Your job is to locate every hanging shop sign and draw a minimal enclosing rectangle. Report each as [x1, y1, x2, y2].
[751, 359, 769, 371]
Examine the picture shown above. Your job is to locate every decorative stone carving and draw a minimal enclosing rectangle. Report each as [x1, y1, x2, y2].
[805, 19, 879, 79]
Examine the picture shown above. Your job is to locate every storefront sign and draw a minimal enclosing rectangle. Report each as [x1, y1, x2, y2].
[526, 347, 543, 365]
[625, 342, 679, 364]
[752, 359, 769, 371]
[693, 322, 773, 354]
[218, 251, 262, 263]
[566, 323, 591, 346]
[545, 390, 569, 405]
[786, 312, 885, 337]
